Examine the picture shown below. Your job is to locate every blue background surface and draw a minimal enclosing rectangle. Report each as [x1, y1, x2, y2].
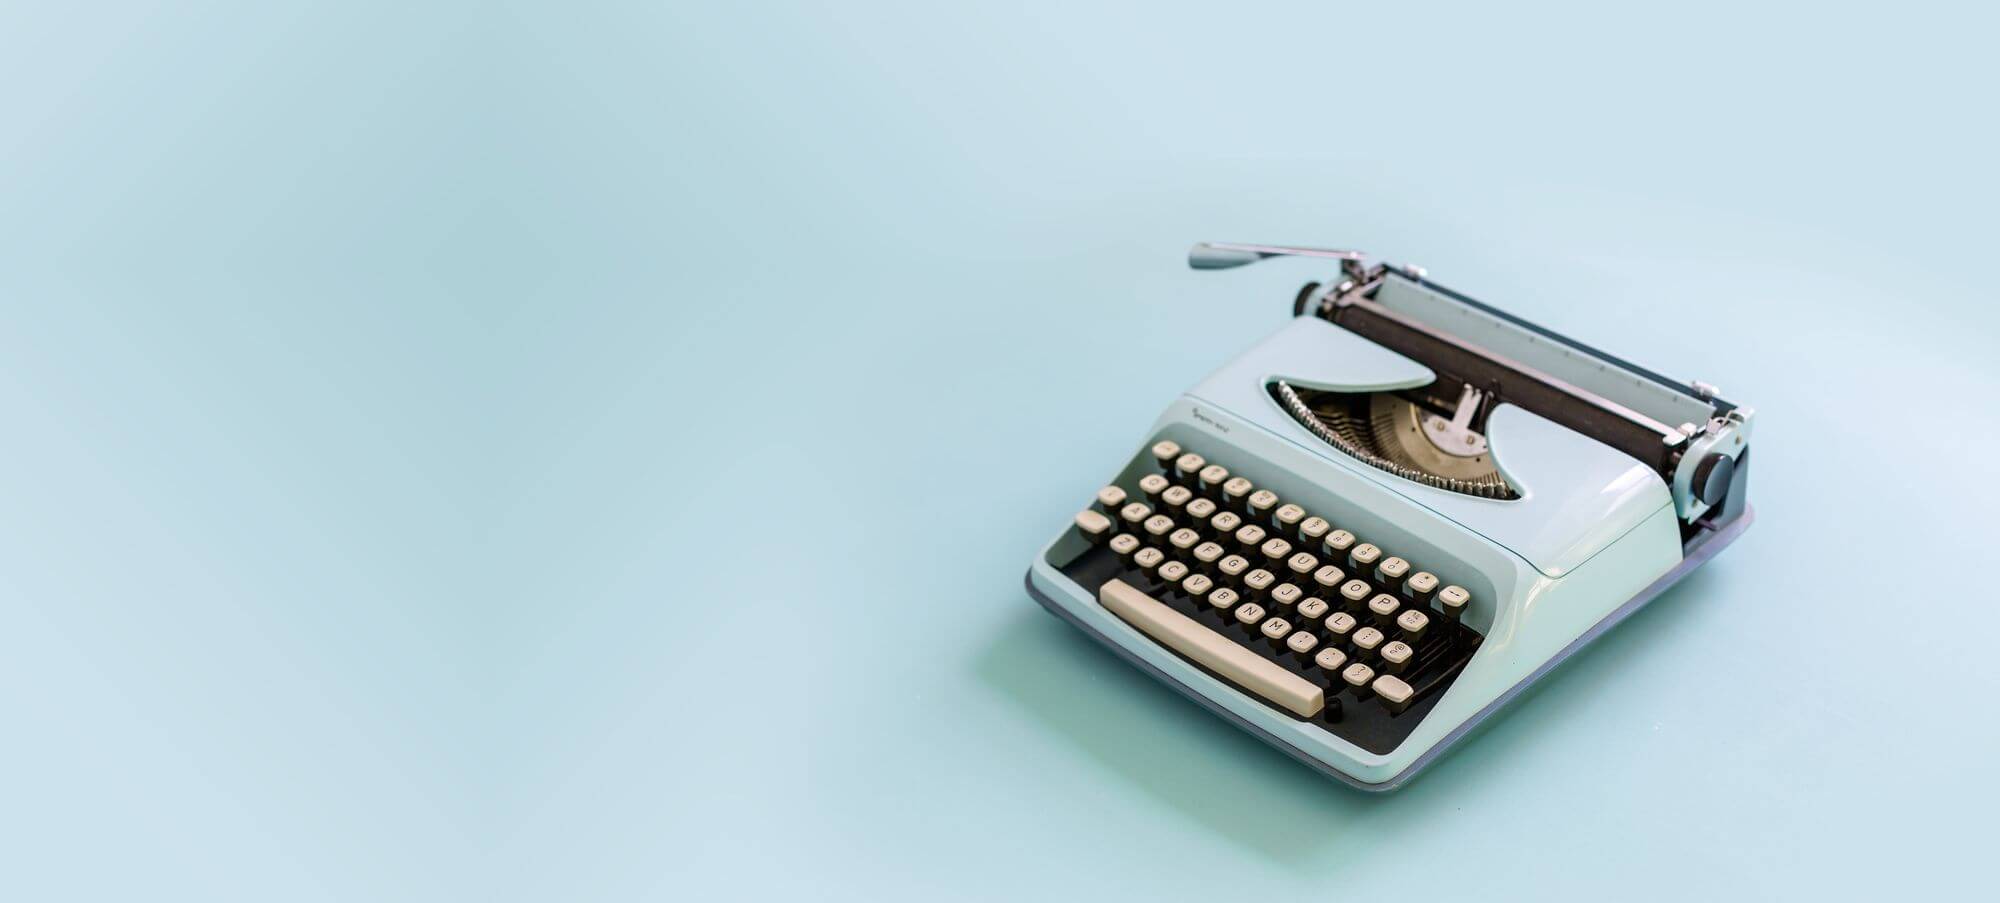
[4, 1, 1996, 899]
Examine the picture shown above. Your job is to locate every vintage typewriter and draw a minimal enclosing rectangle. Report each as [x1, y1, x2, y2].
[1024, 243, 1755, 790]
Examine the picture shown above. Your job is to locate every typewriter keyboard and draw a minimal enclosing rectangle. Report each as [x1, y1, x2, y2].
[1055, 439, 1484, 754]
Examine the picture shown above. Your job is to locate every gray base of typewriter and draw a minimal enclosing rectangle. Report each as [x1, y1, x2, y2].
[1022, 506, 1756, 792]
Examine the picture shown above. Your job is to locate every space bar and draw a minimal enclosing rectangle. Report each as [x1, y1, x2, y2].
[1097, 579, 1325, 718]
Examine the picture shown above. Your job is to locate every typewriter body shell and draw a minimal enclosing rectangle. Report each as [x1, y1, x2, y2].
[1025, 247, 1753, 791]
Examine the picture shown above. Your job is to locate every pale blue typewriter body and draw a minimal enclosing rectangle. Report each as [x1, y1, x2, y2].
[1025, 245, 1754, 791]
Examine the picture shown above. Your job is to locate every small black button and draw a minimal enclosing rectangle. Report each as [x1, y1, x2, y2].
[1693, 453, 1735, 506]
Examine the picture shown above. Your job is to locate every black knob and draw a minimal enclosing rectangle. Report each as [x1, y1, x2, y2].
[1692, 453, 1735, 506]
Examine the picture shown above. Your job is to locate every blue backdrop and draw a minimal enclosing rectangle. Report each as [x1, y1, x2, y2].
[3, 1, 1994, 899]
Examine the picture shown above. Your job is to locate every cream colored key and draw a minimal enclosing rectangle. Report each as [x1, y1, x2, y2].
[1233, 602, 1267, 625]
[1247, 489, 1279, 518]
[1312, 564, 1346, 594]
[1119, 502, 1151, 530]
[1373, 674, 1415, 708]
[1168, 527, 1201, 551]
[1161, 485, 1194, 510]
[1217, 554, 1250, 581]
[1325, 611, 1358, 636]
[1208, 587, 1240, 610]
[1438, 585, 1471, 618]
[1096, 485, 1128, 510]
[1270, 583, 1302, 607]
[1197, 463, 1230, 491]
[1260, 616, 1292, 640]
[1342, 662, 1376, 690]
[1368, 593, 1401, 622]
[1185, 498, 1217, 521]
[1210, 511, 1243, 535]
[1349, 542, 1382, 571]
[1378, 556, 1410, 582]
[1143, 514, 1175, 538]
[1150, 440, 1182, 465]
[1299, 516, 1331, 544]
[1286, 551, 1319, 578]
[1110, 533, 1141, 556]
[1174, 452, 1207, 479]
[1234, 524, 1267, 549]
[1193, 541, 1226, 566]
[1352, 626, 1385, 651]
[1096, 579, 1324, 718]
[1243, 568, 1276, 594]
[1380, 640, 1414, 672]
[1134, 547, 1165, 572]
[1340, 579, 1372, 604]
[1273, 503, 1306, 534]
[1297, 597, 1329, 621]
[1323, 529, 1357, 558]
[1406, 571, 1440, 599]
[1221, 476, 1254, 507]
[1138, 473, 1170, 500]
[1315, 647, 1348, 672]
[1259, 537, 1292, 563]
[1183, 573, 1214, 599]
[1158, 560, 1189, 586]
[1286, 631, 1319, 654]
[1075, 509, 1112, 540]
[1396, 608, 1430, 640]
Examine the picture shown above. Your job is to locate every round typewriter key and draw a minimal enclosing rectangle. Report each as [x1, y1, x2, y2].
[1377, 556, 1410, 583]
[1209, 510, 1242, 536]
[1380, 640, 1414, 674]
[1405, 570, 1440, 603]
[1270, 583, 1303, 608]
[1342, 662, 1376, 692]
[1297, 597, 1330, 621]
[1349, 542, 1382, 572]
[1168, 527, 1201, 552]
[1312, 564, 1346, 595]
[1109, 533, 1141, 558]
[1323, 529, 1357, 559]
[1298, 516, 1331, 545]
[1247, 489, 1279, 520]
[1273, 503, 1306, 537]
[1074, 510, 1113, 542]
[1096, 485, 1128, 512]
[1174, 452, 1206, 481]
[1143, 514, 1175, 539]
[1221, 477, 1254, 511]
[1134, 547, 1165, 574]
[1396, 608, 1430, 641]
[1339, 578, 1372, 605]
[1287, 551, 1319, 578]
[1437, 584, 1471, 620]
[1157, 560, 1190, 589]
[1368, 593, 1401, 624]
[1233, 602, 1267, 626]
[1352, 626, 1386, 653]
[1119, 502, 1152, 532]
[1286, 631, 1320, 655]
[1314, 647, 1349, 673]
[1208, 586, 1240, 611]
[1197, 463, 1230, 495]
[1242, 568, 1276, 598]
[1259, 616, 1292, 642]
[1138, 473, 1169, 502]
[1184, 497, 1217, 521]
[1192, 541, 1226, 569]
[1216, 554, 1251, 585]
[1161, 484, 1194, 511]
[1150, 440, 1182, 467]
[1259, 537, 1292, 564]
[1183, 573, 1214, 600]
[1233, 524, 1267, 551]
[1324, 611, 1358, 638]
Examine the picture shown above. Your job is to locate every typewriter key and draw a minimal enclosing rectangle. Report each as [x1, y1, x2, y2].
[1096, 485, 1127, 512]
[1138, 473, 1169, 503]
[1073, 510, 1112, 542]
[1150, 439, 1181, 467]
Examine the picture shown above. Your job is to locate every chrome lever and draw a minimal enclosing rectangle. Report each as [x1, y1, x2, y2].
[1188, 241, 1369, 270]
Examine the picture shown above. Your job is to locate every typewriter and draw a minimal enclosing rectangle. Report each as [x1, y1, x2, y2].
[1024, 242, 1755, 791]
